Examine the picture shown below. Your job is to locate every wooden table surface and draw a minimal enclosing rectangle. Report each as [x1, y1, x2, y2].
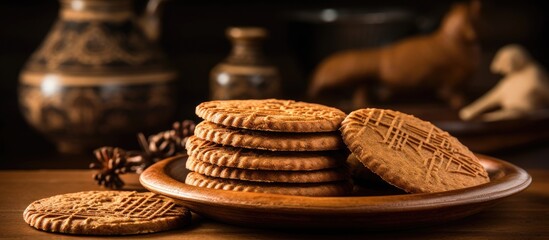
[0, 166, 547, 240]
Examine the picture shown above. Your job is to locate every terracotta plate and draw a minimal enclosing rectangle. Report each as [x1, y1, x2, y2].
[140, 155, 531, 229]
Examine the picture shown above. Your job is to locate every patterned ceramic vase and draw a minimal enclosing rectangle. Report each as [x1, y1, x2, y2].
[18, 0, 176, 153]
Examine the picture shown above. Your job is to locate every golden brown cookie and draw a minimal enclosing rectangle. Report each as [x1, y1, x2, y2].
[195, 99, 346, 132]
[23, 191, 191, 235]
[194, 121, 344, 151]
[346, 153, 387, 185]
[185, 172, 352, 196]
[186, 136, 344, 171]
[186, 156, 348, 183]
[340, 108, 490, 193]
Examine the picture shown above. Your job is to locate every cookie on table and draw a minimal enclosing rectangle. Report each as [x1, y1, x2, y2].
[186, 156, 348, 183]
[186, 136, 344, 171]
[194, 121, 344, 151]
[195, 99, 346, 132]
[185, 172, 352, 196]
[23, 191, 191, 235]
[340, 108, 490, 193]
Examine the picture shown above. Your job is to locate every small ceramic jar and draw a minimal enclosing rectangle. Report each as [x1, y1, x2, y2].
[210, 27, 281, 100]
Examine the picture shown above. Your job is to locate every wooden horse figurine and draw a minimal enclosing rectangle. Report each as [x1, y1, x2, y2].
[459, 44, 549, 121]
[309, 1, 481, 109]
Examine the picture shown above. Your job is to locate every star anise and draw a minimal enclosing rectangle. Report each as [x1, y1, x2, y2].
[173, 120, 196, 149]
[90, 147, 143, 189]
[149, 130, 180, 159]
[90, 120, 196, 189]
[141, 120, 196, 161]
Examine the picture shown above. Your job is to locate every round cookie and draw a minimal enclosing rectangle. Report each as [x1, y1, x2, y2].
[23, 191, 191, 235]
[196, 99, 346, 132]
[186, 136, 344, 171]
[194, 121, 344, 151]
[340, 108, 490, 193]
[185, 172, 352, 196]
[346, 153, 388, 186]
[186, 156, 348, 183]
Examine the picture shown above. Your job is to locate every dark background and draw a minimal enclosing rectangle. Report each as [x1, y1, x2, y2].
[1, 0, 548, 169]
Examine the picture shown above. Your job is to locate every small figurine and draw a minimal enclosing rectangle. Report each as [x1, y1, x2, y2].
[309, 1, 481, 109]
[460, 44, 549, 121]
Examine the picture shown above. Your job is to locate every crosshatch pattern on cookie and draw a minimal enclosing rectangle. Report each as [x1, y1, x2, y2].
[362, 109, 487, 179]
[186, 136, 344, 170]
[23, 191, 190, 235]
[196, 99, 346, 132]
[341, 108, 489, 193]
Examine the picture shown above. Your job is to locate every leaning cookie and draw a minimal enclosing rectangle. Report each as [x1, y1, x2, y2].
[196, 99, 346, 132]
[194, 121, 344, 151]
[346, 153, 388, 186]
[23, 191, 191, 235]
[185, 172, 352, 196]
[340, 108, 489, 193]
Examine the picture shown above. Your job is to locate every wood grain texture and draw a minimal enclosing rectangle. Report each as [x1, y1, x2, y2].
[1, 167, 547, 239]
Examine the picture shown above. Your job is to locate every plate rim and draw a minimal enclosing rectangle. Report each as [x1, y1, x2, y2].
[140, 154, 532, 214]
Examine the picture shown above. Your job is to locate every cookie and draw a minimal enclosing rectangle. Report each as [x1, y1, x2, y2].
[185, 172, 351, 196]
[346, 153, 388, 186]
[186, 156, 348, 183]
[340, 108, 490, 193]
[195, 99, 346, 132]
[23, 191, 191, 235]
[186, 136, 344, 171]
[194, 121, 344, 151]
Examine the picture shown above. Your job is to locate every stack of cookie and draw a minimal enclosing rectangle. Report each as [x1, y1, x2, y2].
[184, 99, 351, 196]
